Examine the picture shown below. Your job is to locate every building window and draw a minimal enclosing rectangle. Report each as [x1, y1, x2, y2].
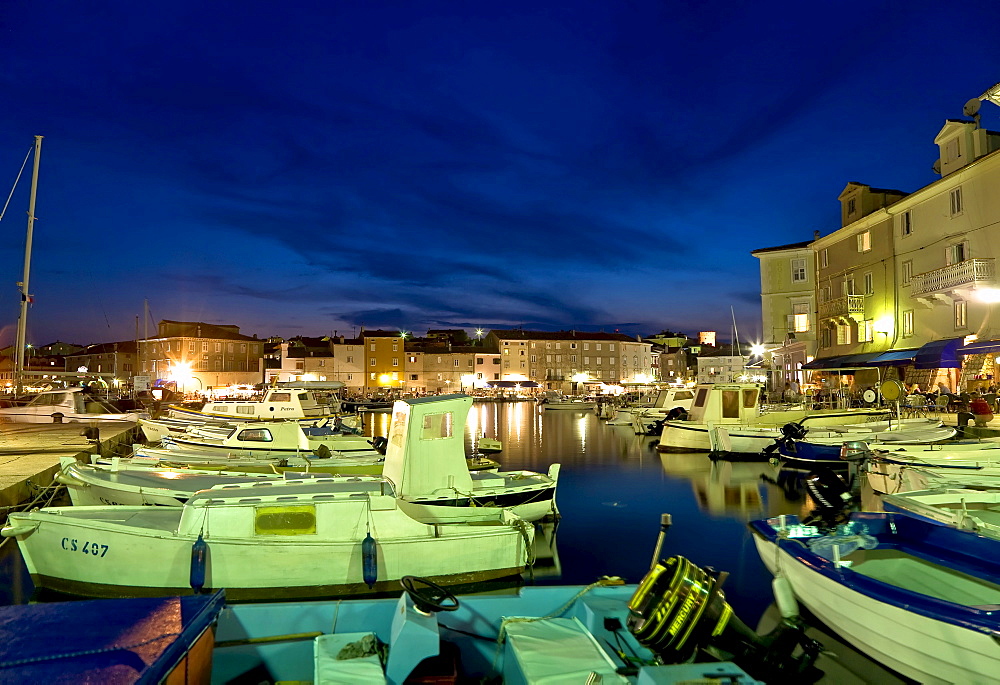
[902, 260, 913, 284]
[902, 310, 914, 337]
[791, 258, 807, 283]
[392, 358, 399, 366]
[820, 326, 832, 348]
[950, 188, 963, 216]
[900, 211, 912, 237]
[790, 302, 810, 333]
[955, 299, 967, 329]
[863, 271, 873, 295]
[370, 358, 376, 366]
[820, 249, 828, 268]
[453, 359, 459, 366]
[946, 241, 968, 265]
[857, 230, 871, 252]
[836, 323, 851, 345]
[842, 278, 855, 296]
[346, 356, 353, 364]
[946, 138, 961, 162]
[847, 197, 857, 215]
[860, 319, 874, 343]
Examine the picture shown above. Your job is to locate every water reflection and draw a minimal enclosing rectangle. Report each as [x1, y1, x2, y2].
[660, 454, 815, 520]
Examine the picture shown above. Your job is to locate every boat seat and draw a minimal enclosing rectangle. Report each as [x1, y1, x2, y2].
[314, 632, 386, 684]
[502, 617, 628, 685]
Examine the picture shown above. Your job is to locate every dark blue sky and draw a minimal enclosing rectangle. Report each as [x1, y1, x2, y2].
[2, 1, 1000, 347]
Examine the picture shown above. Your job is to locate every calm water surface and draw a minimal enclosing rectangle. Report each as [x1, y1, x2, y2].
[1, 400, 812, 625]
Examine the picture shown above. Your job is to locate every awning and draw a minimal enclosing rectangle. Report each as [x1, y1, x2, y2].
[486, 380, 540, 388]
[800, 352, 882, 370]
[867, 348, 919, 366]
[915, 338, 964, 368]
[957, 338, 1000, 357]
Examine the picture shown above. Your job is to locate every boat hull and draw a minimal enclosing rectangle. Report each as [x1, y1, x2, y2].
[5, 506, 529, 601]
[750, 514, 1000, 683]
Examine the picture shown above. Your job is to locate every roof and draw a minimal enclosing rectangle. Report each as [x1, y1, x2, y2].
[489, 329, 640, 343]
[65, 340, 138, 356]
[155, 320, 257, 341]
[750, 239, 814, 255]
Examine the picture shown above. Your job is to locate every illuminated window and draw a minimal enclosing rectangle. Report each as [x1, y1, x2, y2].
[955, 300, 967, 329]
[857, 231, 871, 252]
[860, 320, 874, 343]
[864, 272, 873, 295]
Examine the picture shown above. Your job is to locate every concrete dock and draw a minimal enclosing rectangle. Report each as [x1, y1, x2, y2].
[0, 422, 141, 517]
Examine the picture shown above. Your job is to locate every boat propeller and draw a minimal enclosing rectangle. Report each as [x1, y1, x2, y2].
[627, 555, 822, 683]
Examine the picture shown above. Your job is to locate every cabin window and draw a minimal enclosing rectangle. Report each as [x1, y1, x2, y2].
[236, 406, 254, 414]
[421, 412, 454, 440]
[214, 406, 230, 413]
[255, 505, 316, 536]
[721, 391, 740, 419]
[298, 393, 308, 401]
[270, 393, 292, 402]
[743, 389, 758, 408]
[237, 428, 273, 442]
[695, 388, 709, 406]
[675, 391, 694, 401]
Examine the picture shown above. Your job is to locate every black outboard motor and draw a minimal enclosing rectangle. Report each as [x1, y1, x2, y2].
[762, 421, 807, 457]
[802, 466, 855, 532]
[628, 555, 822, 683]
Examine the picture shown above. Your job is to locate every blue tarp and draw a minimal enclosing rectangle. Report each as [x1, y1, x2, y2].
[957, 338, 1000, 357]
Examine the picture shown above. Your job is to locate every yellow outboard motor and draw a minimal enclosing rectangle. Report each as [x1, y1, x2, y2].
[627, 555, 822, 683]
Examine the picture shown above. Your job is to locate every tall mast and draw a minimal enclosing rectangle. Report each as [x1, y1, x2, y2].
[14, 135, 42, 395]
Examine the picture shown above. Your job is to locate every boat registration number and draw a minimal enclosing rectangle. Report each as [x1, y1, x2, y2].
[61, 538, 109, 557]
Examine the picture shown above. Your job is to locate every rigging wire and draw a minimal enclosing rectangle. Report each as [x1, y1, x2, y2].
[0, 145, 33, 224]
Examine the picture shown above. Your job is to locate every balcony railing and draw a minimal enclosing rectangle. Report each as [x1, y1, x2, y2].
[911, 258, 995, 296]
[819, 294, 866, 320]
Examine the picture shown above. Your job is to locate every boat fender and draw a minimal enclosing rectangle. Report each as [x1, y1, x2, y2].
[772, 575, 799, 619]
[362, 532, 378, 588]
[190, 533, 209, 593]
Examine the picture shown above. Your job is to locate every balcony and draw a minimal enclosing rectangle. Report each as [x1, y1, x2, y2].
[819, 294, 866, 322]
[911, 258, 995, 306]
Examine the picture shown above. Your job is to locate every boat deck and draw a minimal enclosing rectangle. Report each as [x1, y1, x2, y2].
[845, 548, 1000, 606]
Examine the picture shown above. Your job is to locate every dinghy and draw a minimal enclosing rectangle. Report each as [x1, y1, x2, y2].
[749, 511, 1000, 683]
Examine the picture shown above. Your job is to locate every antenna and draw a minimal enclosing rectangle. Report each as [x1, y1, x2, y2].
[964, 98, 981, 127]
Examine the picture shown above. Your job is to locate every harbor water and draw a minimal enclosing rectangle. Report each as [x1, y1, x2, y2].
[0, 400, 911, 681]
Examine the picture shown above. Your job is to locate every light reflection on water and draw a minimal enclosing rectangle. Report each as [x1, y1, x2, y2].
[0, 400, 818, 623]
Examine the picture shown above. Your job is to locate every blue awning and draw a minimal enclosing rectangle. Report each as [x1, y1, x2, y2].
[957, 338, 1000, 356]
[801, 352, 882, 370]
[867, 348, 919, 366]
[914, 338, 964, 369]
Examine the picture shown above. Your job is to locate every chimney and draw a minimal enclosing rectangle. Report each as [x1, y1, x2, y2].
[813, 230, 820, 240]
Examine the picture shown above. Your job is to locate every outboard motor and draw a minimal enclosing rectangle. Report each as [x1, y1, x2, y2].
[628, 555, 821, 683]
[762, 421, 807, 457]
[802, 466, 855, 532]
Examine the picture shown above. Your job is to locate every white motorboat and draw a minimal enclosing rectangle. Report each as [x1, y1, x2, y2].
[1, 478, 533, 600]
[656, 383, 893, 454]
[60, 395, 558, 523]
[863, 441, 1000, 493]
[381, 394, 559, 523]
[538, 394, 597, 410]
[0, 388, 149, 424]
[158, 419, 379, 458]
[881, 486, 1000, 538]
[630, 388, 696, 435]
[749, 512, 1000, 683]
[168, 382, 346, 422]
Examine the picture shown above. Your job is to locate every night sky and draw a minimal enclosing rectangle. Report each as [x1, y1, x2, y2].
[2, 1, 1000, 348]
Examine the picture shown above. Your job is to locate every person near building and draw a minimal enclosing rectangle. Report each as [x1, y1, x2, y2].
[969, 392, 994, 428]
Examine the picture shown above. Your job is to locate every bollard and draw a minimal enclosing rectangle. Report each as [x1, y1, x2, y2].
[82, 426, 100, 442]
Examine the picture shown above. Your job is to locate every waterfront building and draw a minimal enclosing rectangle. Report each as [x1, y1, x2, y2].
[138, 320, 263, 393]
[360, 329, 406, 395]
[483, 329, 654, 394]
[751, 238, 818, 392]
[754, 106, 1000, 395]
[63, 341, 138, 391]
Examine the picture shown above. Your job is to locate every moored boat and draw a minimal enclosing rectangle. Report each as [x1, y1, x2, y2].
[749, 511, 1000, 683]
[1, 478, 533, 600]
[0, 387, 149, 424]
[881, 486, 1000, 538]
[657, 382, 893, 454]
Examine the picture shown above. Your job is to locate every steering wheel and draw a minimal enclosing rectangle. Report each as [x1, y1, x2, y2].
[400, 576, 459, 613]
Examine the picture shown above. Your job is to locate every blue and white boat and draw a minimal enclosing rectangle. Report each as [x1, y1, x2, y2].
[749, 511, 1000, 682]
[766, 420, 956, 464]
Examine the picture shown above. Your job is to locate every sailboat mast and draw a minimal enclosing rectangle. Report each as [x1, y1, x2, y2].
[15, 135, 43, 395]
